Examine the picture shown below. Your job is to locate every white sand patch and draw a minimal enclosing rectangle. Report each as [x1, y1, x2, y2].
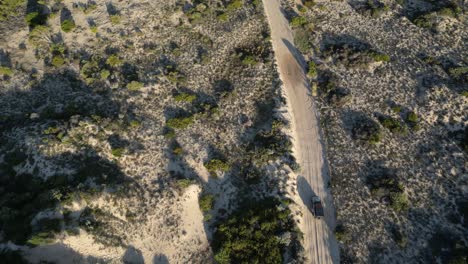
[129, 184, 211, 263]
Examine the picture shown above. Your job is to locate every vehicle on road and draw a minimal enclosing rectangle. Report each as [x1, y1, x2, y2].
[311, 196, 324, 219]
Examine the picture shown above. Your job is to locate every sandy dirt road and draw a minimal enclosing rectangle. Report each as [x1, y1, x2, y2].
[261, 0, 340, 263]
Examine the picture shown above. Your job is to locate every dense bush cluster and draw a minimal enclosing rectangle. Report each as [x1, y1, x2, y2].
[366, 167, 409, 212]
[213, 199, 299, 264]
[379, 116, 407, 135]
[322, 38, 390, 68]
[351, 0, 389, 18]
[403, 0, 463, 30]
[352, 117, 382, 144]
[204, 159, 230, 177]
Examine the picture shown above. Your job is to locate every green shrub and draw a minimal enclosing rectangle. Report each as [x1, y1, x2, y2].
[174, 92, 196, 103]
[334, 225, 351, 243]
[51, 56, 65, 67]
[81, 3, 97, 14]
[368, 131, 382, 144]
[217, 13, 228, 21]
[391, 106, 402, 113]
[27, 232, 56, 247]
[307, 61, 317, 78]
[106, 55, 123, 67]
[390, 192, 409, 212]
[25, 12, 39, 25]
[80, 60, 99, 79]
[173, 147, 183, 155]
[448, 66, 468, 80]
[166, 116, 194, 129]
[90, 26, 98, 33]
[352, 117, 382, 144]
[369, 51, 390, 62]
[406, 112, 418, 123]
[187, 11, 203, 23]
[303, 0, 316, 8]
[227, 0, 243, 11]
[111, 147, 125, 157]
[413, 14, 434, 29]
[290, 16, 307, 27]
[50, 43, 66, 54]
[129, 120, 141, 128]
[110, 15, 121, 24]
[199, 194, 214, 212]
[127, 81, 143, 91]
[380, 117, 407, 134]
[0, 66, 13, 76]
[61, 19, 76, 32]
[166, 70, 187, 84]
[43, 126, 60, 135]
[28, 25, 51, 48]
[438, 6, 461, 18]
[100, 69, 110, 79]
[241, 55, 257, 65]
[204, 159, 230, 175]
[176, 179, 192, 189]
[369, 2, 389, 18]
[163, 129, 176, 139]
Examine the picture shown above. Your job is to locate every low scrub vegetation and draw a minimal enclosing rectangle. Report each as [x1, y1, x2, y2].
[127, 81, 143, 91]
[110, 15, 121, 25]
[448, 66, 468, 83]
[166, 116, 194, 130]
[293, 29, 311, 53]
[334, 224, 352, 243]
[174, 92, 196, 103]
[0, 0, 25, 21]
[0, 66, 13, 76]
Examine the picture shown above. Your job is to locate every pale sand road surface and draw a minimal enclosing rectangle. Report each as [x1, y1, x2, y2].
[261, 0, 340, 263]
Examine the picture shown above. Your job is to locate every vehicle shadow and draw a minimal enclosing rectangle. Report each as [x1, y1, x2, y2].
[281, 38, 307, 71]
[24, 242, 107, 263]
[297, 175, 317, 213]
[123, 246, 144, 264]
[152, 254, 169, 264]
